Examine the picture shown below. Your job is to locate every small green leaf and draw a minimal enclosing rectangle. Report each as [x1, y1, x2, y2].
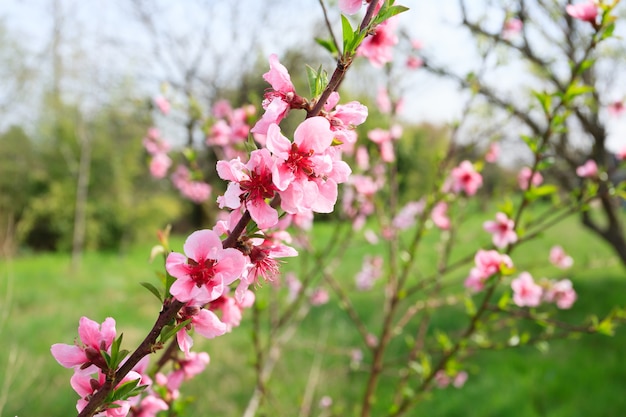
[315, 37, 338, 55]
[341, 15, 355, 53]
[140, 282, 163, 302]
[497, 291, 511, 310]
[464, 296, 476, 316]
[160, 319, 191, 343]
[532, 91, 552, 114]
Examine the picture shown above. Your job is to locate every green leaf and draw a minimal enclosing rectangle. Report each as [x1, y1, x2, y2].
[140, 282, 163, 302]
[532, 91, 552, 114]
[497, 291, 511, 310]
[315, 37, 338, 55]
[600, 22, 615, 40]
[436, 331, 453, 352]
[110, 378, 143, 402]
[564, 84, 594, 102]
[464, 296, 476, 316]
[160, 319, 191, 343]
[341, 15, 355, 53]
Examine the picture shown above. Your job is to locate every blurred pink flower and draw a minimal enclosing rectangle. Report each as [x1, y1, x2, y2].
[485, 142, 500, 163]
[357, 16, 398, 67]
[339, 0, 363, 14]
[549, 245, 574, 269]
[448, 160, 483, 196]
[517, 166, 543, 190]
[544, 279, 577, 309]
[465, 249, 513, 292]
[154, 96, 170, 115]
[310, 288, 330, 305]
[502, 18, 523, 38]
[431, 201, 450, 230]
[566, 1, 598, 24]
[149, 152, 172, 179]
[608, 101, 625, 117]
[483, 212, 517, 248]
[511, 272, 543, 307]
[576, 159, 598, 178]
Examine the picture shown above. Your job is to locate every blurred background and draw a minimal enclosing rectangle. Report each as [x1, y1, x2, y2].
[1, 0, 626, 416]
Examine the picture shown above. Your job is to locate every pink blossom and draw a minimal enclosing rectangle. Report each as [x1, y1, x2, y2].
[377, 87, 392, 114]
[616, 146, 626, 161]
[544, 279, 577, 309]
[448, 160, 483, 196]
[485, 142, 500, 163]
[72, 370, 142, 416]
[483, 212, 517, 249]
[431, 202, 451, 230]
[356, 146, 370, 170]
[166, 229, 247, 304]
[217, 148, 279, 229]
[465, 249, 513, 292]
[154, 96, 170, 115]
[134, 395, 169, 417]
[143, 128, 170, 155]
[502, 18, 523, 38]
[267, 117, 351, 214]
[324, 93, 368, 144]
[355, 255, 383, 290]
[310, 288, 330, 305]
[51, 316, 116, 370]
[453, 371, 468, 388]
[319, 396, 333, 409]
[252, 54, 307, 135]
[549, 245, 574, 269]
[149, 152, 172, 179]
[209, 290, 254, 331]
[517, 166, 543, 190]
[368, 127, 400, 162]
[285, 272, 302, 302]
[406, 56, 423, 69]
[357, 16, 399, 67]
[434, 370, 451, 388]
[511, 272, 543, 307]
[176, 304, 228, 354]
[566, 1, 598, 24]
[393, 200, 425, 230]
[236, 234, 298, 299]
[163, 351, 210, 393]
[339, 0, 363, 14]
[576, 159, 598, 178]
[171, 165, 212, 203]
[608, 101, 625, 117]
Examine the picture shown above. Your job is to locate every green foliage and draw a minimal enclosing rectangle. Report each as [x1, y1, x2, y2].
[6, 90, 184, 254]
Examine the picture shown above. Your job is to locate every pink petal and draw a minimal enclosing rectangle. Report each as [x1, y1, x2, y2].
[265, 123, 292, 159]
[77, 317, 102, 350]
[193, 309, 228, 339]
[51, 343, 87, 368]
[294, 117, 334, 153]
[165, 252, 190, 279]
[263, 54, 294, 92]
[247, 197, 279, 229]
[183, 229, 222, 262]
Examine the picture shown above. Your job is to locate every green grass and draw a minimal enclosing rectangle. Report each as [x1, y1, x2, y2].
[1, 207, 625, 417]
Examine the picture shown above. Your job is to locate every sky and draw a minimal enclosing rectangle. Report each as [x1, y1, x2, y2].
[2, 0, 625, 156]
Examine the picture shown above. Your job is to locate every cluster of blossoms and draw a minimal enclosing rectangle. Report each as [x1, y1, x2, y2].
[50, 317, 154, 416]
[143, 128, 172, 179]
[511, 272, 577, 309]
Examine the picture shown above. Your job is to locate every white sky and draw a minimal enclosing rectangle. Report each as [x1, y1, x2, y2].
[2, 0, 625, 154]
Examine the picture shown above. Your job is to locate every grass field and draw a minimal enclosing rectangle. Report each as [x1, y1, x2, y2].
[1, 207, 625, 417]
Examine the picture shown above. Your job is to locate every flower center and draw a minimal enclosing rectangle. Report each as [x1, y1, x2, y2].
[188, 258, 217, 287]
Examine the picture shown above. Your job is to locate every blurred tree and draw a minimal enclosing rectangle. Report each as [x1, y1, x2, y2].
[423, 0, 626, 266]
